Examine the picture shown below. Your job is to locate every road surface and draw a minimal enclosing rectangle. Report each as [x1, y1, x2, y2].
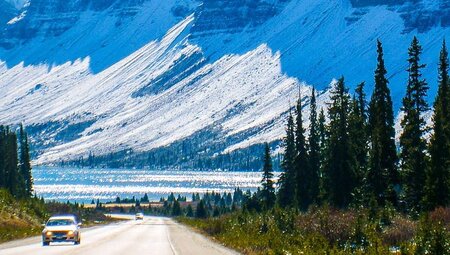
[0, 215, 239, 255]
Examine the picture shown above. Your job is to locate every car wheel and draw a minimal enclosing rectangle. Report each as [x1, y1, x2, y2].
[43, 241, 50, 246]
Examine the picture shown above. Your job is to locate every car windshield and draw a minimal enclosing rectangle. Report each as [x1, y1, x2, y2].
[46, 219, 75, 226]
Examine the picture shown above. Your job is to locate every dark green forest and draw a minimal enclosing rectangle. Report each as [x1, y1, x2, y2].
[0, 124, 33, 199]
[272, 38, 449, 215]
[180, 38, 450, 254]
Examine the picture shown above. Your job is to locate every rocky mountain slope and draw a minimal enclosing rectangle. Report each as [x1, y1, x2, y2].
[0, 0, 448, 166]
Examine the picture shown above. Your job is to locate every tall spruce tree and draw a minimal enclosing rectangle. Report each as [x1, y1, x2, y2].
[19, 124, 33, 197]
[425, 40, 450, 210]
[294, 89, 310, 210]
[349, 82, 369, 205]
[400, 37, 429, 213]
[5, 129, 23, 197]
[277, 110, 297, 208]
[0, 126, 6, 189]
[308, 88, 320, 205]
[261, 143, 276, 209]
[323, 77, 355, 208]
[317, 108, 328, 203]
[368, 40, 399, 206]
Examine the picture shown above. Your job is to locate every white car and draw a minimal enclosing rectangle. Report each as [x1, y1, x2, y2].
[42, 215, 81, 246]
[135, 212, 144, 220]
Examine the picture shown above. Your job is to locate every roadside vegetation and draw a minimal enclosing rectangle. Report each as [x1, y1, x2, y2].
[177, 38, 450, 254]
[0, 125, 120, 243]
[0, 189, 46, 243]
[180, 206, 449, 255]
[0, 125, 43, 243]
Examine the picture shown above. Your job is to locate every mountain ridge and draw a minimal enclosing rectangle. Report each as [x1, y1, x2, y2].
[0, 0, 448, 166]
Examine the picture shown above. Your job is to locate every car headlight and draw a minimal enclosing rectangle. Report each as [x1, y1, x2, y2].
[68, 231, 74, 236]
[46, 231, 53, 236]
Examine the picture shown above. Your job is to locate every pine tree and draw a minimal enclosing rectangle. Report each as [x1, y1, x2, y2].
[400, 37, 429, 213]
[0, 126, 6, 189]
[19, 124, 33, 197]
[186, 204, 194, 217]
[195, 199, 208, 218]
[425, 40, 450, 210]
[172, 200, 182, 216]
[349, 82, 369, 205]
[5, 130, 23, 197]
[294, 89, 310, 210]
[277, 110, 297, 208]
[308, 87, 321, 204]
[261, 143, 276, 209]
[317, 108, 328, 203]
[323, 77, 355, 208]
[368, 40, 399, 206]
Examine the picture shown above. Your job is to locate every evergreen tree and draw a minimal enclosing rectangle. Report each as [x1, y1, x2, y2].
[317, 108, 328, 203]
[277, 111, 297, 208]
[308, 87, 320, 205]
[0, 126, 6, 189]
[171, 200, 182, 216]
[368, 40, 399, 206]
[349, 82, 369, 205]
[261, 143, 276, 209]
[19, 124, 33, 197]
[195, 199, 208, 218]
[400, 37, 429, 213]
[213, 207, 220, 217]
[5, 130, 23, 197]
[294, 89, 310, 210]
[141, 193, 149, 202]
[425, 40, 450, 210]
[186, 204, 194, 217]
[323, 77, 355, 208]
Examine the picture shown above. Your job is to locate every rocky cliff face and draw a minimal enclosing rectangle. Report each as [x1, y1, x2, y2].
[191, 0, 287, 36]
[0, 0, 148, 48]
[2, 0, 448, 48]
[349, 0, 450, 33]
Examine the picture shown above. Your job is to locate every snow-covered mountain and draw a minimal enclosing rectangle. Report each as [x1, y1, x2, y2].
[0, 0, 448, 165]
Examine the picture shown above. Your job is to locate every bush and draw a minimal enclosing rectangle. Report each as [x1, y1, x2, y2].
[414, 210, 450, 255]
[0, 189, 47, 243]
[179, 206, 450, 255]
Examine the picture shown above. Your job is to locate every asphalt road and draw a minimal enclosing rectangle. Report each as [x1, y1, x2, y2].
[0, 215, 239, 255]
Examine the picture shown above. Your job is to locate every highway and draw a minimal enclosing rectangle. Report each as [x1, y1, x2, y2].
[0, 215, 239, 255]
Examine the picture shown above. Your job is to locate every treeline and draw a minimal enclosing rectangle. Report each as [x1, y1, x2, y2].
[163, 189, 246, 217]
[257, 38, 449, 215]
[61, 131, 282, 171]
[93, 189, 248, 218]
[0, 125, 33, 198]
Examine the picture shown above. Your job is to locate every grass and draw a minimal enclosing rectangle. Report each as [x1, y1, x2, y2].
[0, 189, 47, 243]
[179, 206, 450, 255]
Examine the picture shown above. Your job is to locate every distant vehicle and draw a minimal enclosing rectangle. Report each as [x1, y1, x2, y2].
[42, 215, 81, 246]
[135, 212, 144, 220]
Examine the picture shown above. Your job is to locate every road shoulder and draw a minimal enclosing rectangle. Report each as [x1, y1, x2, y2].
[168, 218, 240, 255]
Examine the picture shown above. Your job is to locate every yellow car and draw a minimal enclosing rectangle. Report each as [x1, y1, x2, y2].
[42, 215, 81, 246]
